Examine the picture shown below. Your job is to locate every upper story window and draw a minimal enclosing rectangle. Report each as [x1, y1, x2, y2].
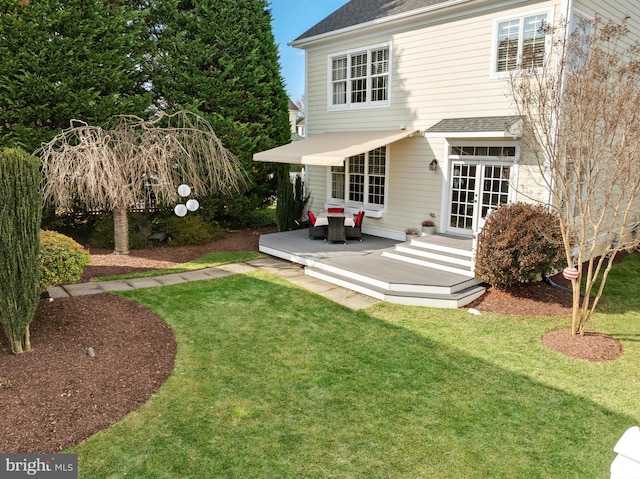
[568, 10, 593, 69]
[329, 44, 390, 109]
[494, 12, 549, 74]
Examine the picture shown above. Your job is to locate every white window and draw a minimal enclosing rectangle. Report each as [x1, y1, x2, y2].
[494, 12, 549, 74]
[569, 10, 593, 69]
[330, 147, 387, 207]
[329, 44, 390, 109]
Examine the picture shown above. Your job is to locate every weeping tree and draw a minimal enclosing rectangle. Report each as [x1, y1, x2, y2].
[37, 110, 246, 254]
[0, 148, 43, 354]
[510, 16, 640, 335]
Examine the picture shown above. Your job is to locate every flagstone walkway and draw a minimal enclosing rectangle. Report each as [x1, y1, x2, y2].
[47, 257, 380, 310]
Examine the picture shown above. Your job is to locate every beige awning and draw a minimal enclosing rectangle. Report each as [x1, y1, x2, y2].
[253, 130, 420, 166]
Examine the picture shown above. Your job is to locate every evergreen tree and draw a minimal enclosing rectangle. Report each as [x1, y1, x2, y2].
[0, 148, 42, 354]
[0, 0, 152, 152]
[151, 0, 291, 213]
[275, 167, 294, 231]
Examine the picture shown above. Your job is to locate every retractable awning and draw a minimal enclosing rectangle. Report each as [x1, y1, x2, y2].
[253, 129, 420, 166]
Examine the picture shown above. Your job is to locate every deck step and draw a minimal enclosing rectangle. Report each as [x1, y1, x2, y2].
[382, 237, 475, 277]
[259, 229, 485, 308]
[306, 267, 485, 309]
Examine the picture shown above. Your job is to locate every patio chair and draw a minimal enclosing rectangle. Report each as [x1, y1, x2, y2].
[307, 211, 327, 240]
[345, 211, 365, 241]
[327, 207, 344, 213]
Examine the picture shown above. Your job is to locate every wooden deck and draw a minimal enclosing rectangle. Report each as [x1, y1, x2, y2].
[258, 229, 485, 308]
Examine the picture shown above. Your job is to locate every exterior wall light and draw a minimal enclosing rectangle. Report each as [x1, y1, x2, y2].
[429, 159, 438, 171]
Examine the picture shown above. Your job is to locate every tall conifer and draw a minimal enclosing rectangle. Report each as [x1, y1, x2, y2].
[0, 0, 151, 152]
[0, 148, 42, 354]
[151, 0, 291, 212]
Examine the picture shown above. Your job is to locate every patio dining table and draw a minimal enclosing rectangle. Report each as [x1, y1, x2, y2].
[313, 212, 355, 227]
[315, 212, 355, 243]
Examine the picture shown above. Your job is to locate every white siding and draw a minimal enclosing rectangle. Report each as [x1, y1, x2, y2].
[298, 0, 639, 237]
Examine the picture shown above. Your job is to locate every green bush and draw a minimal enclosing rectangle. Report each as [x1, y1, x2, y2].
[164, 215, 226, 246]
[241, 208, 277, 229]
[0, 148, 42, 353]
[475, 202, 564, 289]
[39, 230, 91, 291]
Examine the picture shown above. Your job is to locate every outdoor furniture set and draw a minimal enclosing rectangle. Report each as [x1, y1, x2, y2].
[307, 208, 365, 243]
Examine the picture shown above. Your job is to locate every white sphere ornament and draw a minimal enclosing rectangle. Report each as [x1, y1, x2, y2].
[186, 199, 200, 212]
[178, 184, 191, 197]
[174, 204, 188, 217]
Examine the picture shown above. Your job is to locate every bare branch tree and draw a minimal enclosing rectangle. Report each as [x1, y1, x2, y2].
[37, 110, 247, 254]
[510, 16, 640, 335]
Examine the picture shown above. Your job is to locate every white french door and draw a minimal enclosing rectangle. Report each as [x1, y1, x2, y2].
[448, 161, 512, 236]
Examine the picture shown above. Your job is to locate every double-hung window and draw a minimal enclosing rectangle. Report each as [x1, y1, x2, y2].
[330, 147, 387, 207]
[329, 44, 390, 109]
[568, 10, 593, 70]
[494, 12, 549, 74]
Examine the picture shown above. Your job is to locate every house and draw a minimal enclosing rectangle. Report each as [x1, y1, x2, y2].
[287, 98, 303, 140]
[253, 0, 640, 306]
[256, 0, 640, 241]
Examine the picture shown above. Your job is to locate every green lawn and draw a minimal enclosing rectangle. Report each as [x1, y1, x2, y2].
[71, 254, 640, 478]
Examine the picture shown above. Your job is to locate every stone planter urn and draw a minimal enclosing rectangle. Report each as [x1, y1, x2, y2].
[421, 221, 436, 236]
[405, 228, 420, 240]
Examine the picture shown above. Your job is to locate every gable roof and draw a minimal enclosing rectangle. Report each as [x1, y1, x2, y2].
[288, 98, 299, 111]
[294, 0, 457, 42]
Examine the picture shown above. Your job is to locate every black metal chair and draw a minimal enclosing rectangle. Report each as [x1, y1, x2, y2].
[345, 211, 365, 241]
[307, 211, 327, 240]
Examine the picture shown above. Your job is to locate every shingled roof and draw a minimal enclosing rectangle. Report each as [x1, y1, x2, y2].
[294, 0, 454, 42]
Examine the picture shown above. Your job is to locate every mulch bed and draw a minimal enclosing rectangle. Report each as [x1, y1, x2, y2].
[0, 227, 627, 453]
[0, 295, 176, 453]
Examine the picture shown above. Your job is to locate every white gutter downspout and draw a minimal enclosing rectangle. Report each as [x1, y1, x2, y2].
[546, 0, 574, 208]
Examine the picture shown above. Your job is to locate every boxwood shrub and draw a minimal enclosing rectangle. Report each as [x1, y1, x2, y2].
[39, 230, 91, 291]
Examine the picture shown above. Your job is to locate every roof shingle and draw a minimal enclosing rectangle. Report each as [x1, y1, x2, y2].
[294, 0, 453, 42]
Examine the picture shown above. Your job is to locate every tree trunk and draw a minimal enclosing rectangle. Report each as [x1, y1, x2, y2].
[571, 279, 581, 336]
[11, 339, 24, 354]
[113, 206, 130, 255]
[24, 325, 31, 352]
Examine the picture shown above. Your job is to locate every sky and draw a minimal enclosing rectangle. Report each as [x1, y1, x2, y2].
[269, 0, 350, 100]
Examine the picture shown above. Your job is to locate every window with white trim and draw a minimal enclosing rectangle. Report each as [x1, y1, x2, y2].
[330, 147, 387, 206]
[329, 45, 390, 108]
[495, 13, 548, 73]
[569, 10, 593, 70]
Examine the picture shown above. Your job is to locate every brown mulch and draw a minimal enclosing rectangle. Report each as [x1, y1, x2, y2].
[0, 227, 625, 453]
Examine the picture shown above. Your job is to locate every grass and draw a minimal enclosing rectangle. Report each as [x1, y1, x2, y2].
[90, 251, 265, 281]
[71, 254, 640, 478]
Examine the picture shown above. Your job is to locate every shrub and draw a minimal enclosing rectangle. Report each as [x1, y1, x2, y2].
[164, 215, 226, 246]
[241, 208, 276, 229]
[0, 148, 42, 353]
[39, 230, 91, 291]
[475, 202, 564, 289]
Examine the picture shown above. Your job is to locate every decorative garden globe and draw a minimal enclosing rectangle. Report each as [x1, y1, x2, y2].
[177, 184, 191, 197]
[174, 204, 188, 217]
[186, 198, 199, 212]
[562, 267, 580, 280]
